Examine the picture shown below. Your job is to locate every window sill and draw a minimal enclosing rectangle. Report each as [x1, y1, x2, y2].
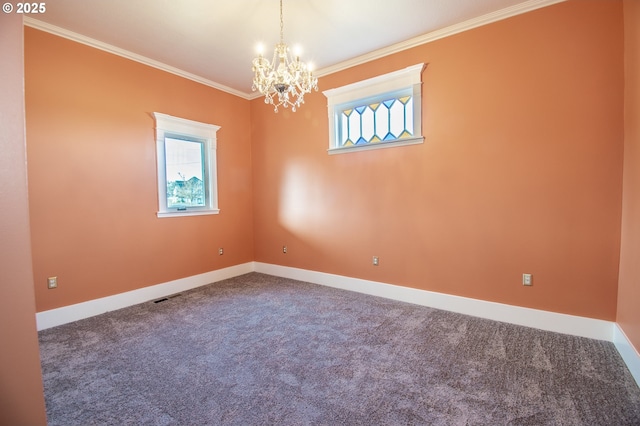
[328, 136, 424, 155]
[157, 209, 220, 218]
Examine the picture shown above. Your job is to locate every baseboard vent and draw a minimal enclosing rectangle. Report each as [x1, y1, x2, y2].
[153, 294, 181, 304]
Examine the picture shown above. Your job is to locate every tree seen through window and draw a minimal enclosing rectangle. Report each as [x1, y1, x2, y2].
[164, 137, 205, 208]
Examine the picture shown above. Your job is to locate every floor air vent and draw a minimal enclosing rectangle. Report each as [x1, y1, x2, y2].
[152, 294, 181, 304]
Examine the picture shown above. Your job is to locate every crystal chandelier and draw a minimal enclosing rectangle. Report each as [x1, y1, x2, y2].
[252, 0, 318, 112]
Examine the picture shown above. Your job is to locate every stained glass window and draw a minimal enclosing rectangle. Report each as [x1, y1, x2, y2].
[339, 96, 414, 147]
[323, 63, 425, 154]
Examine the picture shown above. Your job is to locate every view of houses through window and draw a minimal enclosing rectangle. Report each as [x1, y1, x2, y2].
[153, 112, 219, 217]
[164, 137, 205, 208]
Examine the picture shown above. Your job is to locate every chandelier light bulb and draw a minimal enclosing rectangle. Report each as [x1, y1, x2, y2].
[251, 0, 318, 112]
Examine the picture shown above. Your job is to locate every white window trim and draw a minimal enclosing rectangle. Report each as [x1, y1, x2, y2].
[153, 112, 220, 218]
[323, 63, 425, 154]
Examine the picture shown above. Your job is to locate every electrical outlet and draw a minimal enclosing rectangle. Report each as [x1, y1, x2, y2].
[373, 256, 379, 266]
[283, 245, 287, 254]
[218, 247, 224, 255]
[47, 276, 58, 289]
[523, 273, 533, 286]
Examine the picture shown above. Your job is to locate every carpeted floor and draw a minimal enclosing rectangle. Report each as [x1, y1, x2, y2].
[39, 273, 640, 425]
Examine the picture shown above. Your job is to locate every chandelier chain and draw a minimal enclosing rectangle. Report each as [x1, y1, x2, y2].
[279, 0, 284, 44]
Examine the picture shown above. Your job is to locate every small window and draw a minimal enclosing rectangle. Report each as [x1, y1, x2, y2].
[153, 113, 220, 218]
[323, 63, 425, 154]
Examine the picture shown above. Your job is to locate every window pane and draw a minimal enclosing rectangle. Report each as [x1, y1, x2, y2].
[348, 110, 361, 144]
[389, 100, 405, 139]
[405, 98, 414, 135]
[375, 104, 389, 140]
[341, 112, 349, 145]
[361, 106, 375, 142]
[165, 138, 205, 208]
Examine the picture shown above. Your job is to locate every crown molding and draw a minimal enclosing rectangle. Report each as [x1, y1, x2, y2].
[23, 17, 251, 100]
[26, 0, 564, 101]
[314, 0, 565, 79]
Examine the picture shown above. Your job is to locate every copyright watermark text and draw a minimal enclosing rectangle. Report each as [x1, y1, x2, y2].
[3, 3, 47, 13]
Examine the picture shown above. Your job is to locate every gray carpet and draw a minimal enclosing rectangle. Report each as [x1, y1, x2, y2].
[39, 273, 640, 425]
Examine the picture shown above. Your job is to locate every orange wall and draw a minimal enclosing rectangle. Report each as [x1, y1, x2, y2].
[618, 0, 640, 349]
[25, 28, 254, 312]
[0, 14, 47, 425]
[251, 0, 624, 320]
[25, 1, 627, 323]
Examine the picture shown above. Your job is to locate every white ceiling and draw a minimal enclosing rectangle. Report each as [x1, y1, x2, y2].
[26, 0, 562, 98]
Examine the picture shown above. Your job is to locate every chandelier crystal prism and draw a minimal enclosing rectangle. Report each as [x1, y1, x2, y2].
[252, 0, 318, 112]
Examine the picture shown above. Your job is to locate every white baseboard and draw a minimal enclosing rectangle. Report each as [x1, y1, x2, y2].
[36, 262, 254, 330]
[254, 262, 614, 341]
[613, 324, 640, 387]
[36, 260, 638, 387]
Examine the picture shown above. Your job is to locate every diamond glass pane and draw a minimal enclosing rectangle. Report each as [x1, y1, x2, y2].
[361, 107, 375, 142]
[375, 105, 389, 140]
[348, 110, 361, 143]
[389, 100, 405, 139]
